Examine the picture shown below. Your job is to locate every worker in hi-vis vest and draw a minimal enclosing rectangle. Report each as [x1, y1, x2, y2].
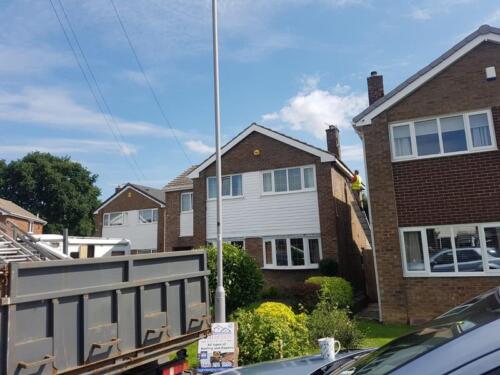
[351, 170, 364, 206]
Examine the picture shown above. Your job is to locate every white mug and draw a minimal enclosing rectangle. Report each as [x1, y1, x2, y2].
[318, 337, 341, 360]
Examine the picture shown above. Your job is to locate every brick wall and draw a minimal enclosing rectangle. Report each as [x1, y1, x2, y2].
[95, 187, 165, 251]
[165, 189, 194, 251]
[361, 41, 500, 323]
[192, 131, 336, 256]
[0, 216, 44, 234]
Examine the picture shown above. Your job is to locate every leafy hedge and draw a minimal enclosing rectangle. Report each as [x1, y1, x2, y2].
[308, 305, 364, 349]
[207, 244, 264, 314]
[306, 276, 353, 309]
[232, 302, 309, 365]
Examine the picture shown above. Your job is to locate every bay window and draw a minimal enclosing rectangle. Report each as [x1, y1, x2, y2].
[263, 236, 322, 269]
[207, 174, 243, 199]
[390, 109, 496, 161]
[400, 223, 500, 276]
[262, 166, 315, 194]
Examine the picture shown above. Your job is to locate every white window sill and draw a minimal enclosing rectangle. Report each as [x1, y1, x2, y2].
[137, 222, 158, 225]
[393, 146, 497, 163]
[262, 265, 319, 270]
[261, 188, 316, 197]
[207, 196, 244, 201]
[404, 271, 500, 278]
[180, 210, 193, 214]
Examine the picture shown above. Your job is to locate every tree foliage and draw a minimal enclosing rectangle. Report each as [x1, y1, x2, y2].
[207, 243, 264, 314]
[0, 152, 101, 236]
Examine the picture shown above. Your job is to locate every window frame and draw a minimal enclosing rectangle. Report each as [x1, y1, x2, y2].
[389, 109, 496, 162]
[180, 192, 193, 213]
[400, 222, 500, 277]
[261, 235, 322, 270]
[207, 173, 244, 200]
[261, 165, 316, 195]
[103, 211, 128, 227]
[138, 208, 158, 224]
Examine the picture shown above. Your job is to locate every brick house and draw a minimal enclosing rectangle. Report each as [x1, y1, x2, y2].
[0, 197, 46, 234]
[164, 123, 371, 290]
[353, 25, 500, 324]
[94, 183, 166, 253]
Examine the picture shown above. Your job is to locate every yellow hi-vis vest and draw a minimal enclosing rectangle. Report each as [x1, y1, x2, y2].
[352, 175, 363, 191]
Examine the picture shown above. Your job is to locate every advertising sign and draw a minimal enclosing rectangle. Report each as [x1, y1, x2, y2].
[197, 322, 238, 373]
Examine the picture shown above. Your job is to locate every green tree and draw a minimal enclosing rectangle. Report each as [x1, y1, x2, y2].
[0, 152, 101, 236]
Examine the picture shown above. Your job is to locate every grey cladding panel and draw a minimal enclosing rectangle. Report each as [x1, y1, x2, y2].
[14, 262, 126, 298]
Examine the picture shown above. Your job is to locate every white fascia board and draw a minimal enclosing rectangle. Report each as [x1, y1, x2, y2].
[164, 184, 193, 192]
[93, 185, 165, 214]
[354, 33, 500, 127]
[187, 124, 335, 178]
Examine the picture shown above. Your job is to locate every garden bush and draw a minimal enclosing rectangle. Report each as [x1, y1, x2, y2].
[232, 302, 309, 365]
[319, 258, 339, 276]
[207, 243, 264, 314]
[286, 282, 321, 313]
[306, 276, 353, 309]
[308, 305, 364, 349]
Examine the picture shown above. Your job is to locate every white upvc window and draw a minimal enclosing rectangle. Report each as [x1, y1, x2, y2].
[262, 236, 322, 269]
[207, 174, 243, 200]
[400, 222, 500, 277]
[207, 238, 245, 249]
[180, 192, 193, 212]
[261, 165, 316, 195]
[390, 109, 496, 161]
[103, 212, 128, 227]
[138, 208, 158, 224]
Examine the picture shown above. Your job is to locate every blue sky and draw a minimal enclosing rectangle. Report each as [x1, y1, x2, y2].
[1, 0, 499, 198]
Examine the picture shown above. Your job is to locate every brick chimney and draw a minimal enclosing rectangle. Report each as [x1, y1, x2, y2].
[326, 125, 340, 158]
[367, 71, 384, 105]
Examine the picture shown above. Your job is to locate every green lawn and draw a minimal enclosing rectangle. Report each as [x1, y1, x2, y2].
[183, 319, 413, 369]
[358, 319, 414, 348]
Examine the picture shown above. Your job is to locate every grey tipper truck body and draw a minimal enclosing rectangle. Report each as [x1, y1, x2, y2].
[0, 250, 210, 374]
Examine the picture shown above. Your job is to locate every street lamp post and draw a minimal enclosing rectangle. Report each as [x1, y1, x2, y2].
[211, 0, 226, 323]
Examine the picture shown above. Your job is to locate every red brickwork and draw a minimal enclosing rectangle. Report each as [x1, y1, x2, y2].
[165, 190, 194, 251]
[361, 41, 500, 323]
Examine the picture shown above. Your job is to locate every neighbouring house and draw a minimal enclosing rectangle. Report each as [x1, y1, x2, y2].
[353, 25, 500, 324]
[94, 183, 166, 253]
[0, 197, 46, 234]
[164, 123, 371, 291]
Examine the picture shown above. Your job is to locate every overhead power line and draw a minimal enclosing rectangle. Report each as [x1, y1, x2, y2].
[109, 0, 192, 164]
[48, 0, 146, 182]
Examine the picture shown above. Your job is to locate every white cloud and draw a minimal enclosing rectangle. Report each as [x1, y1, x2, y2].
[0, 44, 71, 76]
[185, 140, 215, 154]
[0, 87, 184, 138]
[0, 138, 137, 156]
[411, 9, 431, 21]
[261, 78, 367, 139]
[485, 9, 500, 25]
[122, 70, 150, 86]
[341, 144, 364, 162]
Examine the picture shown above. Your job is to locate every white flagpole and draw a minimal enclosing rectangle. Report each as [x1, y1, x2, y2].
[212, 0, 226, 323]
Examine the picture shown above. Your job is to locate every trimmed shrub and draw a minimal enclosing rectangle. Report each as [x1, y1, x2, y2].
[319, 258, 339, 276]
[306, 276, 353, 309]
[207, 244, 264, 314]
[232, 302, 309, 365]
[308, 306, 364, 349]
[261, 286, 281, 300]
[286, 282, 321, 313]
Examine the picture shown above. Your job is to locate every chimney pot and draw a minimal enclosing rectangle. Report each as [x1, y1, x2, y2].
[325, 125, 341, 159]
[367, 72, 384, 105]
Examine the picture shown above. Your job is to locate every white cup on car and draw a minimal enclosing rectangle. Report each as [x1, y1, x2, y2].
[318, 337, 341, 360]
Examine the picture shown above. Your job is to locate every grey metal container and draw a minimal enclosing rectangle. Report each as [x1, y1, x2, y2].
[0, 250, 211, 374]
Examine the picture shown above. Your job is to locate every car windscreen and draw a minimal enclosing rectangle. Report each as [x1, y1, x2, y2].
[329, 287, 500, 375]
